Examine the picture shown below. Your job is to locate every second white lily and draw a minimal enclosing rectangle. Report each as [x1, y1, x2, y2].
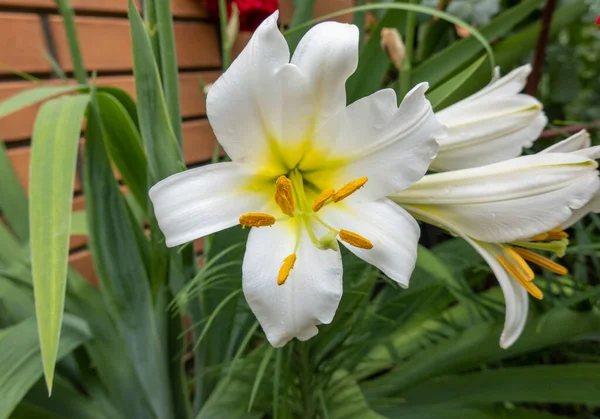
[391, 151, 600, 348]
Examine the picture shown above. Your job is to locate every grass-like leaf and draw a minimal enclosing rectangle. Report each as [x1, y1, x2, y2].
[29, 94, 90, 393]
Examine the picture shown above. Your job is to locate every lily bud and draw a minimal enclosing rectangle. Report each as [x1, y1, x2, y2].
[432, 65, 547, 172]
[380, 28, 405, 71]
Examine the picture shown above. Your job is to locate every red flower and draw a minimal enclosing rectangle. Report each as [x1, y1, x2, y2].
[202, 0, 279, 31]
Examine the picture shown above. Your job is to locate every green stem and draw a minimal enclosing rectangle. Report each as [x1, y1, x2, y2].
[55, 0, 87, 85]
[218, 0, 231, 70]
[399, 1, 417, 100]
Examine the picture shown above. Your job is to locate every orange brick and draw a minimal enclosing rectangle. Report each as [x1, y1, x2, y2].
[0, 0, 204, 17]
[0, 13, 51, 74]
[182, 119, 218, 164]
[50, 16, 221, 72]
[69, 249, 98, 286]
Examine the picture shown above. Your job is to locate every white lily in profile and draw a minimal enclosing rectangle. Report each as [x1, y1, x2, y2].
[432, 64, 547, 171]
[149, 12, 445, 347]
[391, 150, 600, 348]
[540, 130, 600, 228]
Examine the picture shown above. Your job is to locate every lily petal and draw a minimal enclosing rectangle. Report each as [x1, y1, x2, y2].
[464, 238, 529, 349]
[305, 84, 443, 200]
[561, 193, 600, 229]
[541, 130, 591, 153]
[149, 163, 268, 247]
[463, 64, 531, 102]
[403, 172, 600, 243]
[242, 221, 343, 347]
[207, 11, 312, 170]
[396, 153, 599, 205]
[320, 198, 420, 287]
[291, 21, 359, 128]
[432, 112, 547, 171]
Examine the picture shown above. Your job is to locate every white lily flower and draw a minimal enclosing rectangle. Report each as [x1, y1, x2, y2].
[149, 11, 445, 347]
[391, 152, 600, 348]
[432, 65, 548, 172]
[540, 130, 600, 228]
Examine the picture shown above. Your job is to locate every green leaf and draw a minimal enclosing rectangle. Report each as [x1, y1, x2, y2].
[155, 0, 183, 146]
[363, 307, 600, 399]
[375, 406, 571, 419]
[402, 364, 600, 406]
[128, 0, 183, 183]
[412, 0, 542, 88]
[29, 94, 90, 393]
[0, 315, 90, 419]
[96, 92, 148, 210]
[70, 210, 87, 236]
[0, 141, 28, 241]
[84, 102, 173, 419]
[54, 0, 87, 85]
[426, 54, 488, 110]
[0, 85, 81, 120]
[323, 370, 385, 419]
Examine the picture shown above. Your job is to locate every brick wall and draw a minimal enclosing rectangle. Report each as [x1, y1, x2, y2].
[0, 0, 352, 284]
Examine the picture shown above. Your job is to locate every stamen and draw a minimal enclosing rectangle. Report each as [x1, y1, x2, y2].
[512, 247, 568, 276]
[529, 233, 549, 241]
[332, 177, 368, 203]
[312, 188, 335, 212]
[503, 247, 534, 281]
[239, 213, 276, 228]
[546, 230, 569, 240]
[339, 229, 373, 249]
[275, 176, 295, 217]
[277, 254, 296, 285]
[497, 256, 544, 300]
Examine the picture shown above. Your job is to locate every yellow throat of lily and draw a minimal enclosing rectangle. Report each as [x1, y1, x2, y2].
[238, 169, 373, 286]
[497, 227, 569, 300]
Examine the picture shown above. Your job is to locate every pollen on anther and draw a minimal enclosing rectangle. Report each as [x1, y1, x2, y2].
[275, 176, 295, 217]
[339, 229, 373, 249]
[239, 213, 276, 228]
[332, 177, 368, 203]
[277, 254, 296, 285]
[312, 188, 335, 212]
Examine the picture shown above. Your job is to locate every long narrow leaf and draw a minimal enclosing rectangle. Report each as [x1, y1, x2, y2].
[128, 0, 182, 183]
[0, 85, 81, 119]
[0, 315, 90, 419]
[84, 103, 172, 419]
[0, 141, 28, 241]
[155, 0, 183, 145]
[29, 94, 90, 393]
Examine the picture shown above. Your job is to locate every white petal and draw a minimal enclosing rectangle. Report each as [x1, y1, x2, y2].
[242, 221, 343, 347]
[541, 130, 591, 153]
[149, 163, 268, 247]
[403, 173, 600, 243]
[319, 199, 420, 287]
[291, 21, 359, 127]
[464, 239, 529, 348]
[206, 12, 313, 169]
[561, 192, 600, 229]
[463, 64, 531, 102]
[399, 206, 529, 348]
[303, 84, 444, 200]
[432, 113, 547, 171]
[395, 152, 598, 205]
